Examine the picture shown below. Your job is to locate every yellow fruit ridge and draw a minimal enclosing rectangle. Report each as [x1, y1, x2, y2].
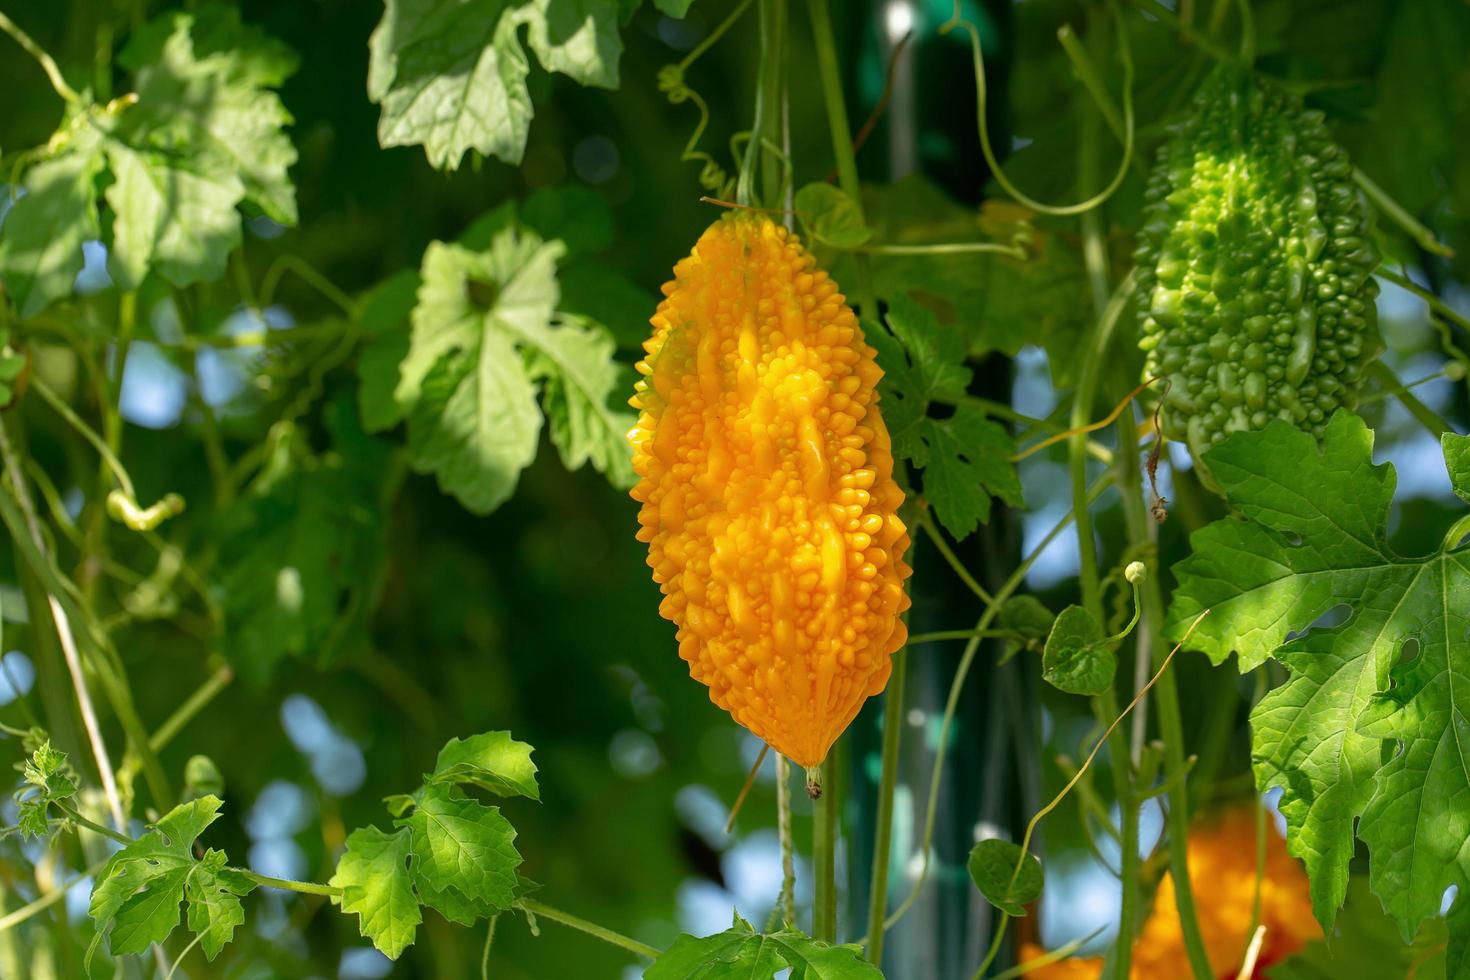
[629, 212, 913, 768]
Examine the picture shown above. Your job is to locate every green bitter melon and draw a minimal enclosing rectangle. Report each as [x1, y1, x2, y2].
[1134, 66, 1380, 480]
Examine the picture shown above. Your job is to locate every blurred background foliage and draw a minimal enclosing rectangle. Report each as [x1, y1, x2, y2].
[0, 0, 1467, 977]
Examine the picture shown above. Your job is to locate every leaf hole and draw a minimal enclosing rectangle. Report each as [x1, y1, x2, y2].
[1397, 637, 1421, 667]
[466, 277, 499, 310]
[1285, 603, 1350, 641]
[926, 401, 957, 422]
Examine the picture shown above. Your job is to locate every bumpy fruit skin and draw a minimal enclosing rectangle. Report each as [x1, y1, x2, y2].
[630, 213, 912, 768]
[1135, 66, 1380, 474]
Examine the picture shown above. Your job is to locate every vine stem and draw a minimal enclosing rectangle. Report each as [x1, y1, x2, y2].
[1071, 89, 1139, 971]
[481, 914, 499, 980]
[863, 644, 905, 963]
[906, 629, 1017, 645]
[776, 755, 796, 925]
[54, 801, 131, 845]
[1367, 361, 1456, 436]
[0, 10, 82, 104]
[0, 860, 109, 932]
[1114, 402, 1212, 980]
[149, 664, 235, 752]
[871, 470, 1116, 941]
[920, 510, 994, 604]
[57, 802, 347, 899]
[0, 421, 128, 833]
[812, 754, 838, 941]
[806, 0, 877, 317]
[945, 0, 1136, 217]
[239, 872, 339, 897]
[517, 898, 659, 960]
[29, 376, 139, 502]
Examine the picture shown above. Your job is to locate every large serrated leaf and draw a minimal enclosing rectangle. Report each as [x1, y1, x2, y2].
[1167, 412, 1470, 957]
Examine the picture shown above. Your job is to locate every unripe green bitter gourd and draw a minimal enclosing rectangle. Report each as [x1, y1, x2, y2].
[1134, 66, 1380, 483]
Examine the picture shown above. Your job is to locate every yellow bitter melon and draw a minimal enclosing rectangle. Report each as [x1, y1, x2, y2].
[630, 212, 912, 769]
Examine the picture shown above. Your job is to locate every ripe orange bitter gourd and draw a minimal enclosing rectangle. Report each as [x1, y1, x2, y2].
[630, 212, 912, 770]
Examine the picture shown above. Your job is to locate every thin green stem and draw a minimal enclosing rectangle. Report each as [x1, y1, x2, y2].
[1133, 0, 1235, 61]
[481, 914, 498, 979]
[163, 932, 204, 980]
[679, 0, 754, 70]
[987, 925, 1109, 980]
[776, 754, 796, 927]
[920, 510, 994, 604]
[1234, 0, 1255, 61]
[736, 0, 773, 206]
[944, 0, 1136, 217]
[517, 898, 659, 960]
[1357, 367, 1458, 404]
[812, 755, 838, 941]
[1368, 360, 1455, 435]
[0, 10, 82, 104]
[1444, 513, 1470, 552]
[874, 472, 1116, 939]
[1375, 268, 1470, 332]
[906, 629, 1017, 645]
[0, 860, 109, 932]
[972, 912, 1011, 979]
[0, 421, 130, 831]
[258, 255, 359, 317]
[806, 0, 877, 316]
[149, 664, 234, 753]
[850, 241, 1027, 259]
[28, 376, 137, 502]
[864, 646, 905, 963]
[1057, 24, 1124, 142]
[1246, 671, 1267, 957]
[239, 871, 339, 897]
[54, 801, 132, 845]
[1074, 86, 1139, 974]
[1346, 170, 1452, 258]
[1114, 406, 1211, 980]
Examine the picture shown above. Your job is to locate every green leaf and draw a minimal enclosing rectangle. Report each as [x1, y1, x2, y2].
[118, 3, 299, 88]
[519, 314, 636, 487]
[1166, 412, 1470, 943]
[867, 298, 1022, 539]
[518, 0, 623, 89]
[520, 185, 614, 258]
[185, 850, 255, 960]
[998, 595, 1055, 662]
[397, 783, 522, 915]
[118, 7, 298, 226]
[1446, 432, 1470, 505]
[795, 183, 872, 248]
[103, 141, 245, 290]
[839, 177, 1091, 385]
[9, 740, 79, 838]
[90, 797, 228, 959]
[367, 0, 622, 170]
[331, 826, 422, 960]
[1266, 877, 1448, 980]
[20, 740, 78, 802]
[109, 865, 191, 955]
[1041, 604, 1116, 696]
[429, 732, 540, 801]
[654, 0, 697, 15]
[0, 143, 104, 318]
[357, 269, 423, 433]
[967, 838, 1043, 916]
[398, 235, 558, 512]
[645, 915, 881, 979]
[215, 419, 389, 681]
